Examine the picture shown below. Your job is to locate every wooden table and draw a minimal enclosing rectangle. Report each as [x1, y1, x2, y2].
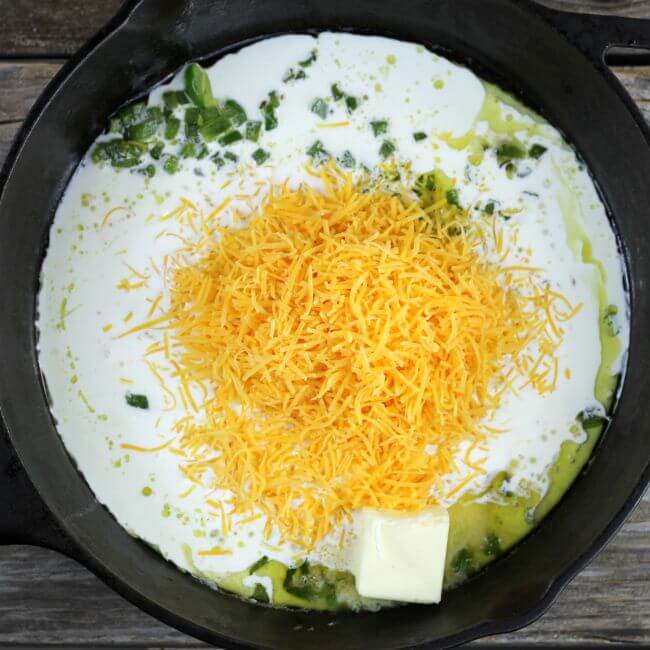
[1, 1, 649, 646]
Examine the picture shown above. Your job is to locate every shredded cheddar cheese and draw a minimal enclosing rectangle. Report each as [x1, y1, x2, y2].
[146, 167, 576, 550]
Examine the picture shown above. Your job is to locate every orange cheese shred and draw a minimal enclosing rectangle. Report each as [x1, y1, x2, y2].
[147, 166, 575, 550]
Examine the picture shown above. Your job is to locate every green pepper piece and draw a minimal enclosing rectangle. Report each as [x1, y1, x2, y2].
[529, 143, 547, 159]
[311, 98, 329, 120]
[446, 188, 461, 207]
[337, 150, 356, 169]
[200, 109, 230, 141]
[252, 148, 270, 165]
[223, 99, 247, 126]
[306, 140, 330, 163]
[149, 142, 164, 160]
[164, 116, 181, 140]
[126, 393, 149, 409]
[184, 63, 217, 108]
[245, 120, 262, 142]
[370, 120, 388, 136]
[345, 95, 358, 113]
[163, 90, 190, 109]
[219, 130, 243, 146]
[163, 155, 180, 174]
[379, 140, 396, 159]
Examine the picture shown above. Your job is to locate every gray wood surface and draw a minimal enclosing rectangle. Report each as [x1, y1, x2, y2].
[1, 0, 650, 647]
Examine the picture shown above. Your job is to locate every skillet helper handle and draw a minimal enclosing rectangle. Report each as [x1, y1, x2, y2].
[0, 420, 72, 553]
[535, 4, 650, 65]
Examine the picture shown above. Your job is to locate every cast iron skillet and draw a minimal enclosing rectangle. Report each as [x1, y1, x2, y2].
[1, 0, 650, 647]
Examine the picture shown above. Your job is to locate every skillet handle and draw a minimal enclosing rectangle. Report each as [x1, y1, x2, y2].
[535, 4, 650, 66]
[0, 420, 74, 554]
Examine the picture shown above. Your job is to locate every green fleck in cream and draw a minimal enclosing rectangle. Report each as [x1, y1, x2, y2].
[386, 54, 396, 64]
[434, 79, 444, 90]
[57, 298, 68, 331]
[142, 486, 153, 497]
[162, 503, 171, 518]
[77, 389, 95, 414]
[193, 529, 207, 538]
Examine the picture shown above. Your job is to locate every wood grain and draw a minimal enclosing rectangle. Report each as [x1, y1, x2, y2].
[0, 0, 123, 57]
[1, 0, 650, 646]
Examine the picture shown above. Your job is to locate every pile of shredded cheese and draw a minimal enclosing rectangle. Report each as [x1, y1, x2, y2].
[151, 167, 577, 549]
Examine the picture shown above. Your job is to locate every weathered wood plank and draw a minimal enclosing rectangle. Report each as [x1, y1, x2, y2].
[0, 0, 123, 57]
[0, 123, 20, 166]
[0, 1, 649, 57]
[0, 62, 62, 122]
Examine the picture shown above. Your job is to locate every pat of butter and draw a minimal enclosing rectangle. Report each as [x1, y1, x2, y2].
[351, 506, 450, 604]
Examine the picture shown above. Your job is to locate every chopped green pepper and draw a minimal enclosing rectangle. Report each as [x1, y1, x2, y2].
[252, 148, 270, 165]
[245, 120, 262, 142]
[248, 556, 269, 574]
[162, 90, 190, 109]
[446, 188, 461, 207]
[109, 101, 148, 135]
[184, 63, 217, 108]
[283, 68, 307, 83]
[126, 393, 149, 409]
[298, 49, 317, 68]
[379, 139, 396, 159]
[163, 155, 180, 174]
[91, 139, 146, 168]
[370, 120, 389, 136]
[529, 143, 548, 159]
[345, 96, 358, 113]
[149, 142, 164, 160]
[311, 98, 329, 120]
[306, 140, 330, 163]
[200, 108, 230, 141]
[261, 91, 280, 131]
[331, 83, 344, 101]
[338, 150, 356, 169]
[219, 130, 243, 146]
[184, 107, 203, 139]
[451, 548, 473, 576]
[496, 142, 525, 166]
[223, 99, 247, 126]
[577, 408, 607, 431]
[252, 583, 269, 603]
[164, 116, 181, 140]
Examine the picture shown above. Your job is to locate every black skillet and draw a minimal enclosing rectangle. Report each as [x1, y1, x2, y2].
[1, 0, 650, 647]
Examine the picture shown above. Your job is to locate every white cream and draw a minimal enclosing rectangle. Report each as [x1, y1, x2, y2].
[37, 33, 628, 590]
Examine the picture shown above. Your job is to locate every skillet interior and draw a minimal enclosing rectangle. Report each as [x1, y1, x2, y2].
[1, 0, 650, 648]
